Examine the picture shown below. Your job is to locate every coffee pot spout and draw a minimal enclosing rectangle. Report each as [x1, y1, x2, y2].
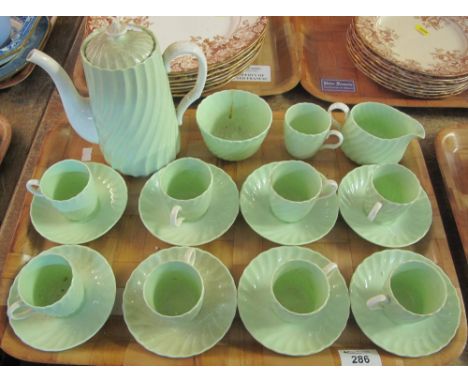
[27, 49, 99, 144]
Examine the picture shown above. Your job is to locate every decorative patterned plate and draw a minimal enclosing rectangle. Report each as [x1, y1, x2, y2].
[240, 162, 339, 245]
[123, 247, 237, 358]
[350, 249, 461, 357]
[338, 165, 432, 247]
[139, 163, 239, 246]
[85, 16, 268, 73]
[238, 246, 350, 356]
[7, 245, 116, 352]
[0, 16, 49, 81]
[0, 16, 40, 65]
[30, 162, 128, 244]
[354, 17, 468, 77]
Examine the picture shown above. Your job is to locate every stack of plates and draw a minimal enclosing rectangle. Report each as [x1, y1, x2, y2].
[347, 17, 468, 99]
[85, 17, 268, 96]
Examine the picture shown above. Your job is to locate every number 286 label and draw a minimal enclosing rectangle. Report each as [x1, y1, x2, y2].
[338, 349, 382, 366]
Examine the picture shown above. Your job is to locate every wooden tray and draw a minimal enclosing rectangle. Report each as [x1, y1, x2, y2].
[0, 17, 57, 90]
[435, 127, 468, 261]
[0, 103, 466, 365]
[0, 115, 11, 167]
[298, 16, 468, 108]
[73, 16, 301, 98]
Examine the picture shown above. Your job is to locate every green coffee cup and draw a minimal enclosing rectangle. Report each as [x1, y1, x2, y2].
[7, 253, 84, 320]
[271, 259, 338, 322]
[26, 159, 99, 221]
[158, 157, 213, 226]
[364, 164, 422, 223]
[367, 260, 447, 322]
[143, 253, 204, 323]
[284, 103, 343, 159]
[196, 89, 272, 161]
[269, 161, 338, 223]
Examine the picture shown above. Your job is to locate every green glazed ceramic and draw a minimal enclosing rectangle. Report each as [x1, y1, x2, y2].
[364, 163, 423, 224]
[238, 246, 350, 356]
[26, 159, 99, 221]
[240, 162, 339, 245]
[7, 245, 116, 352]
[196, 89, 273, 161]
[350, 249, 461, 357]
[330, 102, 425, 165]
[123, 247, 237, 358]
[284, 103, 343, 159]
[139, 163, 239, 246]
[30, 162, 128, 244]
[338, 165, 432, 247]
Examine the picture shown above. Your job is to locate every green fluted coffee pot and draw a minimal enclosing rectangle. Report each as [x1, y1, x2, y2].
[27, 19, 207, 176]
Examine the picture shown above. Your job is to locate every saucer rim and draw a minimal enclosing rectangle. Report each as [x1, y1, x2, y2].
[30, 162, 128, 245]
[238, 246, 350, 356]
[338, 164, 433, 248]
[240, 161, 339, 245]
[350, 249, 462, 357]
[138, 163, 239, 246]
[7, 244, 116, 352]
[122, 246, 237, 358]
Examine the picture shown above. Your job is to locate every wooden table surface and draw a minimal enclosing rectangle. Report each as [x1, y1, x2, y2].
[0, 16, 466, 365]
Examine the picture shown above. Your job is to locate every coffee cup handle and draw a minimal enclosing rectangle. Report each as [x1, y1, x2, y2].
[367, 201, 383, 222]
[322, 262, 338, 276]
[26, 179, 43, 197]
[367, 294, 390, 310]
[7, 301, 33, 320]
[318, 179, 338, 200]
[320, 130, 344, 150]
[170, 205, 185, 227]
[327, 102, 350, 129]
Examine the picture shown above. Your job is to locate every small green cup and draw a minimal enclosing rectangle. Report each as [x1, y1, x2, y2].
[364, 164, 422, 223]
[367, 260, 447, 322]
[269, 161, 338, 223]
[26, 159, 99, 221]
[7, 252, 84, 320]
[284, 103, 343, 159]
[271, 259, 338, 322]
[196, 89, 273, 161]
[143, 256, 204, 323]
[158, 157, 213, 226]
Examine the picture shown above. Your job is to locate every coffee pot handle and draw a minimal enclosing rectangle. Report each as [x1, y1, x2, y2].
[327, 102, 350, 129]
[163, 42, 208, 126]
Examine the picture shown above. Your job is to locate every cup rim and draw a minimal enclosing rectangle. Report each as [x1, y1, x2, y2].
[143, 260, 205, 321]
[196, 89, 273, 144]
[284, 102, 332, 137]
[370, 163, 422, 206]
[270, 160, 323, 204]
[158, 157, 213, 203]
[17, 253, 76, 309]
[40, 159, 93, 203]
[388, 259, 448, 317]
[271, 259, 331, 318]
[349, 101, 425, 142]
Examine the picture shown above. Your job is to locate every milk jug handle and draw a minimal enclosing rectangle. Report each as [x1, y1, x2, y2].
[327, 102, 350, 129]
[163, 42, 208, 126]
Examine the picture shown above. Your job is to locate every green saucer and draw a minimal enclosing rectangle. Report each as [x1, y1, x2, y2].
[123, 247, 237, 358]
[7, 245, 116, 352]
[350, 249, 461, 357]
[238, 246, 350, 356]
[139, 164, 239, 246]
[240, 162, 339, 245]
[338, 165, 432, 247]
[30, 162, 128, 244]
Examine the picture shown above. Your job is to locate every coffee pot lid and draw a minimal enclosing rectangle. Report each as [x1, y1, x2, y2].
[84, 18, 154, 70]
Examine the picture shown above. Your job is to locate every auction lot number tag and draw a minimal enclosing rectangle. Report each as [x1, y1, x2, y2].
[338, 349, 382, 366]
